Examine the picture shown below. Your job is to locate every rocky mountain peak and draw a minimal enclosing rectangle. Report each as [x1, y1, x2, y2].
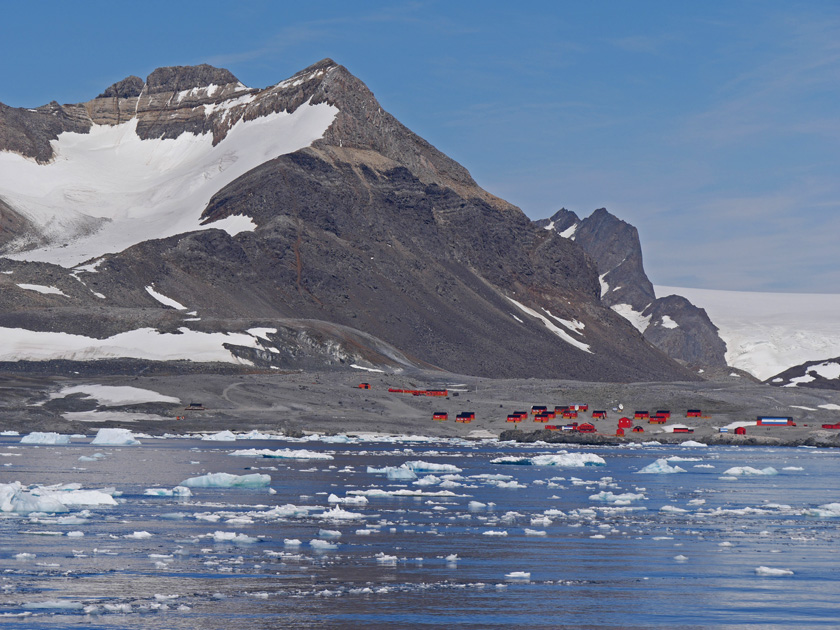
[540, 207, 727, 369]
[97, 76, 144, 99]
[144, 64, 240, 94]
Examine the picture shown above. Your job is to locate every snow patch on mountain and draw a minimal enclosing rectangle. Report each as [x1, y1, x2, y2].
[0, 326, 277, 364]
[0, 101, 338, 267]
[507, 298, 592, 353]
[16, 284, 67, 296]
[659, 315, 678, 329]
[611, 303, 651, 334]
[145, 286, 187, 310]
[657, 286, 840, 380]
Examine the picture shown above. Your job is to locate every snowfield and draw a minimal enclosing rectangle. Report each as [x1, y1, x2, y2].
[0, 101, 338, 267]
[0, 326, 276, 364]
[656, 286, 840, 380]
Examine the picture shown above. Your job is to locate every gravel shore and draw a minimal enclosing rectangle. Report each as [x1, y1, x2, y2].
[2, 368, 840, 447]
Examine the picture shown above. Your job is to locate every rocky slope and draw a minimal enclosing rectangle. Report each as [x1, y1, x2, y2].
[767, 358, 840, 390]
[537, 208, 727, 368]
[0, 60, 700, 382]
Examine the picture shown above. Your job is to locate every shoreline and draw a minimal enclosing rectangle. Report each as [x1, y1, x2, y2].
[1, 368, 839, 448]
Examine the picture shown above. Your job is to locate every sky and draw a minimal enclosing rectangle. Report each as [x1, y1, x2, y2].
[1, 0, 838, 293]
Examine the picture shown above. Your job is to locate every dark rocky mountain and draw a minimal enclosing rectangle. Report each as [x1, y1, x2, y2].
[537, 208, 727, 368]
[767, 359, 840, 390]
[0, 59, 702, 382]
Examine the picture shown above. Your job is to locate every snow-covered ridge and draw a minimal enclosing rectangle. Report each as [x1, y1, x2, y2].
[0, 100, 338, 267]
[657, 285, 840, 380]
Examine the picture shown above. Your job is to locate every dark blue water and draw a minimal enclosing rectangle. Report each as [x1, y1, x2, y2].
[0, 435, 838, 628]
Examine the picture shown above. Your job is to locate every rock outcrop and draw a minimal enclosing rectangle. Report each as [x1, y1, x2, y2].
[539, 208, 727, 368]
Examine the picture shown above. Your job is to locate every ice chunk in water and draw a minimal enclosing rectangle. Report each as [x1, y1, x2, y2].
[505, 571, 531, 580]
[310, 539, 339, 550]
[202, 430, 238, 441]
[20, 432, 70, 444]
[181, 473, 271, 488]
[637, 459, 686, 474]
[91, 428, 140, 445]
[404, 461, 462, 474]
[723, 466, 778, 476]
[755, 566, 794, 576]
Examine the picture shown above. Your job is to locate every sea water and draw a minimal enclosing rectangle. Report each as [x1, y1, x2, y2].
[0, 434, 838, 628]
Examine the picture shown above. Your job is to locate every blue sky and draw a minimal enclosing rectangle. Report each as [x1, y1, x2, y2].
[2, 1, 839, 292]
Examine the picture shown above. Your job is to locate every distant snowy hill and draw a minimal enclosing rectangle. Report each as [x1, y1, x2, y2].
[656, 286, 840, 381]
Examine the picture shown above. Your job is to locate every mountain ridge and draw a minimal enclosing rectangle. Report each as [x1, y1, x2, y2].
[0, 60, 700, 382]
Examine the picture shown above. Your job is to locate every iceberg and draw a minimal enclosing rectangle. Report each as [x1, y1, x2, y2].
[0, 481, 117, 514]
[181, 472, 271, 488]
[638, 459, 686, 474]
[91, 428, 140, 445]
[20, 432, 71, 445]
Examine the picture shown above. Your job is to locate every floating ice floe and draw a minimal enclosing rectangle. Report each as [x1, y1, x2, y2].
[91, 428, 140, 445]
[637, 459, 686, 474]
[491, 453, 606, 467]
[505, 571, 531, 580]
[404, 461, 463, 474]
[327, 493, 369, 505]
[180, 472, 271, 488]
[661, 505, 688, 514]
[589, 491, 645, 504]
[212, 531, 258, 544]
[802, 502, 840, 518]
[144, 486, 192, 497]
[722, 466, 778, 476]
[755, 566, 794, 577]
[78, 452, 106, 462]
[229, 448, 334, 460]
[367, 465, 418, 480]
[310, 539, 338, 550]
[20, 432, 71, 445]
[0, 481, 117, 514]
[680, 440, 707, 447]
[524, 528, 547, 536]
[321, 506, 365, 520]
[349, 488, 462, 498]
[203, 430, 238, 441]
